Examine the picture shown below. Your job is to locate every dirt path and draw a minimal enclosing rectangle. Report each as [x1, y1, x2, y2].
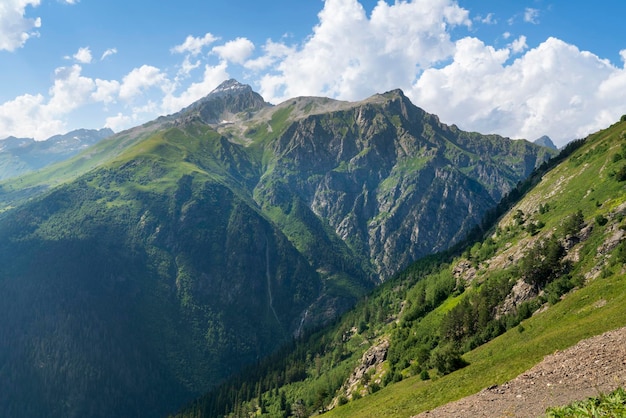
[413, 326, 626, 418]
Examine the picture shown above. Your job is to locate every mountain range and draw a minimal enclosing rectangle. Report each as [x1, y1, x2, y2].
[0, 128, 113, 180]
[0, 80, 557, 417]
[174, 110, 626, 418]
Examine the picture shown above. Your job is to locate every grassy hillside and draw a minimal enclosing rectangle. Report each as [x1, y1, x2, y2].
[0, 84, 559, 418]
[175, 116, 626, 418]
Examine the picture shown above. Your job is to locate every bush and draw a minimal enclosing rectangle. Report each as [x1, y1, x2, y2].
[546, 387, 626, 417]
[431, 345, 469, 375]
[616, 165, 626, 182]
[595, 214, 608, 226]
[561, 210, 584, 236]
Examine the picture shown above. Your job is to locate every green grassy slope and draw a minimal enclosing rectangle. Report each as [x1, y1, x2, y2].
[175, 117, 626, 418]
[322, 117, 626, 417]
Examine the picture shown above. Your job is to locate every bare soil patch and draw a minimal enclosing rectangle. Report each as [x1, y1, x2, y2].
[414, 326, 626, 418]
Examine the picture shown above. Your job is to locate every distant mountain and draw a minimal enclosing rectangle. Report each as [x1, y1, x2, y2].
[0, 128, 113, 180]
[534, 135, 558, 150]
[0, 80, 555, 417]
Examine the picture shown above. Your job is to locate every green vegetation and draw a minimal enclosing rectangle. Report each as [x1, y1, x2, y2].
[172, 115, 626, 418]
[3, 84, 607, 418]
[545, 387, 626, 417]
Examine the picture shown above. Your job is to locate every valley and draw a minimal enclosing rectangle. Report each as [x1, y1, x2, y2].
[2, 80, 624, 418]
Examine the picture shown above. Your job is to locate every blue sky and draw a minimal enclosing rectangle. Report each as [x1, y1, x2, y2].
[1, 0, 625, 147]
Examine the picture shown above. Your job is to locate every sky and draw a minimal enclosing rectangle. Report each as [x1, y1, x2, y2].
[1, 1, 626, 147]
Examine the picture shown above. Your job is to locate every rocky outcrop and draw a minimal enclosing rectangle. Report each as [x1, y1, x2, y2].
[497, 280, 538, 318]
[330, 339, 390, 409]
[252, 90, 554, 280]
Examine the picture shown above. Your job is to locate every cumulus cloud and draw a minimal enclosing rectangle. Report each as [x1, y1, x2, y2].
[73, 47, 92, 64]
[119, 65, 170, 101]
[410, 37, 622, 146]
[47, 65, 95, 112]
[104, 112, 133, 132]
[162, 62, 229, 114]
[0, 0, 42, 51]
[509, 35, 528, 54]
[244, 40, 294, 71]
[175, 56, 201, 79]
[92, 79, 120, 104]
[212, 37, 255, 64]
[3, 0, 626, 147]
[0, 64, 95, 139]
[172, 33, 219, 56]
[255, 0, 470, 103]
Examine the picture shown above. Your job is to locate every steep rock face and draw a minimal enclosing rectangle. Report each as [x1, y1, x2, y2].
[0, 82, 555, 417]
[252, 90, 552, 279]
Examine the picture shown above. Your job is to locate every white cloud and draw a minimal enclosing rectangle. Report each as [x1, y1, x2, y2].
[119, 65, 170, 101]
[212, 37, 255, 65]
[244, 40, 294, 71]
[175, 56, 201, 80]
[92, 79, 120, 104]
[0, 93, 54, 139]
[101, 48, 117, 60]
[104, 112, 133, 132]
[477, 13, 496, 25]
[162, 62, 229, 114]
[73, 46, 92, 64]
[4, 0, 626, 149]
[509, 35, 528, 54]
[172, 33, 219, 56]
[47, 65, 95, 112]
[410, 37, 624, 146]
[255, 0, 470, 103]
[0, 0, 42, 51]
[0, 64, 96, 139]
[524, 8, 540, 24]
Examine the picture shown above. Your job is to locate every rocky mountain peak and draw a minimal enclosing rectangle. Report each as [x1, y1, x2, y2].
[177, 79, 270, 125]
[209, 79, 252, 97]
[534, 135, 558, 150]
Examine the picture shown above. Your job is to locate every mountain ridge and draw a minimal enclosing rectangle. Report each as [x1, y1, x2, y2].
[172, 114, 626, 418]
[0, 80, 557, 417]
[0, 127, 113, 180]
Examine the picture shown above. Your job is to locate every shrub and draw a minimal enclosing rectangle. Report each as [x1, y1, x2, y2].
[546, 387, 626, 417]
[561, 210, 585, 236]
[431, 345, 469, 375]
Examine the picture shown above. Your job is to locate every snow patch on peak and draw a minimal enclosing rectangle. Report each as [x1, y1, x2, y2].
[211, 79, 249, 95]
